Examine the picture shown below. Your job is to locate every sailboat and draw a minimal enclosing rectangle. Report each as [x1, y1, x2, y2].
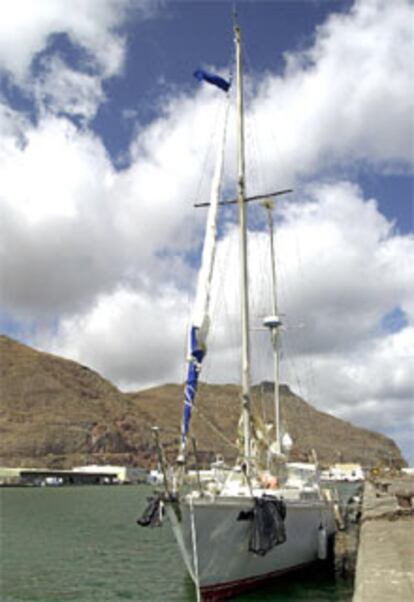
[139, 20, 336, 602]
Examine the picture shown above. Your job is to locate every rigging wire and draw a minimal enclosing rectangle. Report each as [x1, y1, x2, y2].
[192, 404, 239, 451]
[240, 37, 324, 452]
[179, 20, 317, 454]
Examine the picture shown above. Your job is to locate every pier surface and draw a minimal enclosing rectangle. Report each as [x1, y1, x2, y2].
[353, 478, 414, 602]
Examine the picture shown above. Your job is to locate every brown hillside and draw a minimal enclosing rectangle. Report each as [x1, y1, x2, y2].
[0, 335, 405, 469]
[127, 382, 404, 467]
[0, 335, 152, 468]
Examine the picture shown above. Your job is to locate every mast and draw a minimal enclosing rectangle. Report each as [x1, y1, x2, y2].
[263, 200, 281, 454]
[235, 24, 252, 468]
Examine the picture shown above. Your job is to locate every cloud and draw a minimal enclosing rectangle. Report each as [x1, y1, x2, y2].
[0, 115, 119, 316]
[43, 286, 191, 391]
[0, 0, 131, 83]
[201, 181, 413, 372]
[39, 183, 414, 431]
[0, 0, 160, 122]
[288, 324, 414, 465]
[2, 0, 412, 320]
[248, 0, 414, 187]
[275, 182, 414, 348]
[0, 0, 413, 461]
[0, 88, 225, 318]
[32, 56, 106, 122]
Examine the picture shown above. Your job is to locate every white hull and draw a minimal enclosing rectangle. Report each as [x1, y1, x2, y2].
[166, 493, 336, 600]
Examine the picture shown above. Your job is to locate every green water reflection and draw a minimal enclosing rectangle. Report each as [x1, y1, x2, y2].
[1, 486, 353, 601]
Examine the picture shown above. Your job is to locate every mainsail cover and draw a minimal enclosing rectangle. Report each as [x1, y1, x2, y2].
[180, 100, 230, 456]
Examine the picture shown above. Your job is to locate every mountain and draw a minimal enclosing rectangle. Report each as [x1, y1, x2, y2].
[0, 335, 405, 469]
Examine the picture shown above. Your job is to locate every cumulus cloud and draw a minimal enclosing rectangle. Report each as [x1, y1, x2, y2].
[247, 0, 414, 188]
[0, 0, 413, 461]
[2, 0, 412, 320]
[32, 56, 106, 121]
[0, 0, 160, 122]
[40, 183, 414, 429]
[276, 182, 413, 348]
[44, 286, 191, 390]
[0, 0, 131, 82]
[0, 115, 119, 315]
[287, 326, 414, 437]
[0, 88, 226, 318]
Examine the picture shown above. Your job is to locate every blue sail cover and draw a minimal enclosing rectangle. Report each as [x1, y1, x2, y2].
[193, 69, 231, 92]
[181, 326, 206, 444]
[178, 96, 229, 458]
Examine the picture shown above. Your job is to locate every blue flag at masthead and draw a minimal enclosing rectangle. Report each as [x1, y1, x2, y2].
[193, 69, 231, 92]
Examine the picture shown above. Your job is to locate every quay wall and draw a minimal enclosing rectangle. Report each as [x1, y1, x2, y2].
[353, 478, 414, 602]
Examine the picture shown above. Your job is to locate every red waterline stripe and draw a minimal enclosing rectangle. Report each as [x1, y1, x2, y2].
[200, 561, 315, 601]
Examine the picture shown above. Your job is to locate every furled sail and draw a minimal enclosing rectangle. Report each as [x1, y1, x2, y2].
[179, 100, 230, 459]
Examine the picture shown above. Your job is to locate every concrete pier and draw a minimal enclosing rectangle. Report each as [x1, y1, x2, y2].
[353, 478, 414, 602]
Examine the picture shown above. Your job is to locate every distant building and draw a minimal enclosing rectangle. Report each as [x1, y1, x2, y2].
[73, 464, 147, 484]
[320, 463, 364, 482]
[0, 464, 148, 486]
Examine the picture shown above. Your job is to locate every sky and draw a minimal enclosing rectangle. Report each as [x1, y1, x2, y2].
[0, 0, 413, 464]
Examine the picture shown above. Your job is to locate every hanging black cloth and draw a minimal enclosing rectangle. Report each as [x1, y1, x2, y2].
[248, 495, 287, 555]
[137, 495, 164, 527]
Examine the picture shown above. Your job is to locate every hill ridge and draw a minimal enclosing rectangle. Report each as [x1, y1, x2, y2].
[0, 335, 405, 468]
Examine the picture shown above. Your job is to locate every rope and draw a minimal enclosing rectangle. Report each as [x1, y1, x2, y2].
[189, 496, 201, 602]
[192, 404, 239, 451]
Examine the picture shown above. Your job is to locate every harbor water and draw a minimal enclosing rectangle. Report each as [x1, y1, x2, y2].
[1, 485, 354, 602]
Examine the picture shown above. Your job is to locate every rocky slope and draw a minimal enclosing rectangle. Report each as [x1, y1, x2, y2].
[0, 335, 405, 469]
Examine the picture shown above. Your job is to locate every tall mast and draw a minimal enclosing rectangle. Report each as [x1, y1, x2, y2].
[235, 24, 252, 468]
[263, 200, 281, 454]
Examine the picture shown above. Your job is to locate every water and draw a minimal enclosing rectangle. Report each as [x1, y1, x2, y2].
[1, 486, 354, 602]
